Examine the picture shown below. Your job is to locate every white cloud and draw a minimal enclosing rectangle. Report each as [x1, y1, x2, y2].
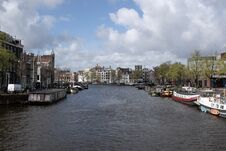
[1, 0, 226, 71]
[97, 0, 226, 67]
[0, 0, 62, 49]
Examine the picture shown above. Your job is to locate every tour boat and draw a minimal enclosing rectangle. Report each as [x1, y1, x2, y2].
[172, 87, 199, 105]
[196, 90, 226, 118]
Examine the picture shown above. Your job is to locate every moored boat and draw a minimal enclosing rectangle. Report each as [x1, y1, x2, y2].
[172, 87, 199, 105]
[161, 88, 173, 97]
[172, 91, 199, 105]
[197, 90, 226, 118]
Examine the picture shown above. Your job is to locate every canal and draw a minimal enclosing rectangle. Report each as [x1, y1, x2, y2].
[1, 85, 226, 151]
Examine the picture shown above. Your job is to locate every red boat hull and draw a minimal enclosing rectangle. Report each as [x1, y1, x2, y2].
[172, 92, 199, 105]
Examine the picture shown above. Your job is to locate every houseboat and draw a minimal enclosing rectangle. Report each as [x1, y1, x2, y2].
[196, 90, 226, 117]
[172, 87, 199, 105]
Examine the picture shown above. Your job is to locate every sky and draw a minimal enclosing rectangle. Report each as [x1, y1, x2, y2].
[1, 0, 226, 71]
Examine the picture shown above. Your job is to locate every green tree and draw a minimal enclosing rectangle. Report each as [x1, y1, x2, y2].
[158, 61, 171, 85]
[0, 48, 16, 89]
[188, 50, 202, 87]
[168, 62, 186, 86]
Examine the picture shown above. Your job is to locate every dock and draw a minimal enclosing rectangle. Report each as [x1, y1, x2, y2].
[28, 89, 66, 105]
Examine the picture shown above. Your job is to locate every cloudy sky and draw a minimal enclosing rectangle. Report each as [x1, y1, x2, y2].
[1, 0, 226, 71]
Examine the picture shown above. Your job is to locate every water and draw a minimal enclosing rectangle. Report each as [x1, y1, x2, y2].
[1, 85, 226, 151]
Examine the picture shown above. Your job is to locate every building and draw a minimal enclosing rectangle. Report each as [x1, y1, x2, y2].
[0, 31, 23, 90]
[187, 52, 226, 88]
[54, 68, 77, 87]
[88, 65, 115, 84]
[135, 65, 142, 71]
[36, 52, 55, 89]
[20, 52, 37, 90]
[78, 69, 90, 83]
[116, 67, 132, 84]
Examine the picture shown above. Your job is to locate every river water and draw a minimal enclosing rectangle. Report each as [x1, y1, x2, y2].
[1, 85, 226, 151]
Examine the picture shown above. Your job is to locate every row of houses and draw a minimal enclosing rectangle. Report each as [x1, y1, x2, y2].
[76, 64, 154, 85]
[0, 31, 56, 91]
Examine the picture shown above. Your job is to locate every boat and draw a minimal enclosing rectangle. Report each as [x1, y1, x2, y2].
[161, 88, 173, 97]
[149, 85, 163, 97]
[172, 87, 199, 105]
[66, 87, 79, 94]
[196, 89, 226, 117]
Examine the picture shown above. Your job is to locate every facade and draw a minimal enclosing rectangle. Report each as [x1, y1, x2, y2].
[187, 52, 226, 88]
[36, 52, 55, 89]
[116, 67, 132, 84]
[88, 65, 115, 84]
[20, 52, 37, 90]
[54, 68, 77, 87]
[143, 68, 150, 83]
[135, 65, 142, 71]
[77, 69, 90, 83]
[0, 31, 23, 90]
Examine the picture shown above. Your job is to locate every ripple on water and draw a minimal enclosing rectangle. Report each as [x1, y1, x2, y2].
[1, 85, 226, 151]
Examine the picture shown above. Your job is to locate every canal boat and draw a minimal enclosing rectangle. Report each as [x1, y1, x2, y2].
[161, 88, 173, 97]
[149, 85, 163, 97]
[66, 87, 79, 94]
[196, 90, 226, 118]
[172, 87, 199, 105]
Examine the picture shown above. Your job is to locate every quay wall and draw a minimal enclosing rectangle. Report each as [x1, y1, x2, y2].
[0, 94, 28, 105]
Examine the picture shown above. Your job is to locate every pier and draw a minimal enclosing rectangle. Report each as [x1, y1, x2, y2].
[28, 89, 66, 105]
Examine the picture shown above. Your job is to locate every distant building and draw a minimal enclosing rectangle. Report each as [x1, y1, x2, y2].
[54, 68, 77, 87]
[0, 31, 24, 90]
[88, 65, 115, 84]
[116, 67, 132, 84]
[143, 68, 151, 83]
[135, 65, 142, 71]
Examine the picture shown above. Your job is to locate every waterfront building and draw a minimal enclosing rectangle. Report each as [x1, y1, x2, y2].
[88, 65, 115, 84]
[54, 68, 77, 87]
[116, 67, 132, 84]
[187, 52, 226, 88]
[0, 31, 23, 90]
[36, 52, 55, 89]
[20, 52, 37, 90]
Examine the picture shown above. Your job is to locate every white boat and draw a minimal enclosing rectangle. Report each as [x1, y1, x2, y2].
[196, 90, 226, 117]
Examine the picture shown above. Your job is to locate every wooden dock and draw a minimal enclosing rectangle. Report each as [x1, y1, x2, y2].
[28, 89, 66, 105]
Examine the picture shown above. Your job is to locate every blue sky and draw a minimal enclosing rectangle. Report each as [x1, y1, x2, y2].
[1, 0, 226, 71]
[39, 0, 139, 48]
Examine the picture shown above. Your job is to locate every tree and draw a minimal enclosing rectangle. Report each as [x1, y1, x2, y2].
[158, 61, 171, 85]
[188, 50, 202, 87]
[0, 48, 16, 89]
[168, 62, 186, 86]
